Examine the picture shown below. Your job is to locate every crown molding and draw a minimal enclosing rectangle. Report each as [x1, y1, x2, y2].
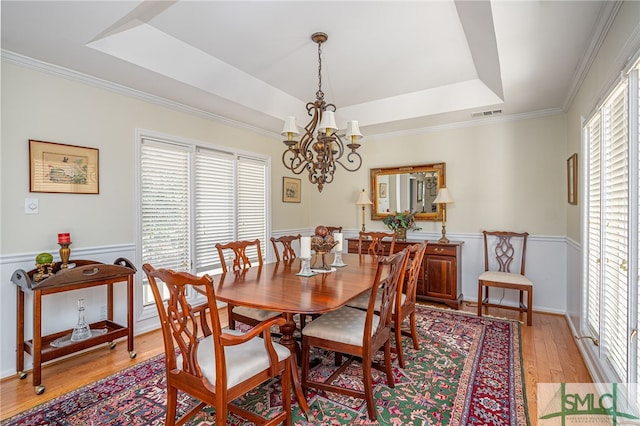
[562, 1, 624, 111]
[1, 49, 278, 140]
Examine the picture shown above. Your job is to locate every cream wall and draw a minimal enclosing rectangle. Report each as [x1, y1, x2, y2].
[0, 61, 310, 255]
[564, 0, 640, 348]
[309, 114, 568, 237]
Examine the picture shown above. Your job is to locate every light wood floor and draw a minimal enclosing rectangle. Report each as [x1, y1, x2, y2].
[0, 302, 592, 423]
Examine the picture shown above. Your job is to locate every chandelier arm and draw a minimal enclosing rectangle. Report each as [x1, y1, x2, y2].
[335, 150, 363, 172]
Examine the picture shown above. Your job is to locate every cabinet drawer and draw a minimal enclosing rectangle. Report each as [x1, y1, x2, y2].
[426, 244, 457, 256]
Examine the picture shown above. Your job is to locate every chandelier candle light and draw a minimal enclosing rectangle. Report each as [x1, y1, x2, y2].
[433, 187, 455, 243]
[356, 189, 373, 232]
[281, 32, 363, 192]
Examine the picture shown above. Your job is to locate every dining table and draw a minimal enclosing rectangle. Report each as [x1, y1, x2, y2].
[209, 252, 382, 419]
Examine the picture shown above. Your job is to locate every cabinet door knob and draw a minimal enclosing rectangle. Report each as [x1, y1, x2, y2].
[434, 248, 444, 253]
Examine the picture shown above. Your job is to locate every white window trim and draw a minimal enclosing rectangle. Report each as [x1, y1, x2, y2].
[133, 128, 271, 322]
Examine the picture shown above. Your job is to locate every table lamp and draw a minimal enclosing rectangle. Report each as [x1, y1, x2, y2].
[355, 189, 373, 232]
[433, 187, 454, 243]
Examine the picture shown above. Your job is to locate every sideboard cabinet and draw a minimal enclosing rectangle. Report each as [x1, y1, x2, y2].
[346, 238, 463, 309]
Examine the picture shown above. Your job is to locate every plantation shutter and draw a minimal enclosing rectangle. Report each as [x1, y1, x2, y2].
[140, 140, 191, 304]
[194, 148, 235, 274]
[237, 156, 268, 261]
[601, 82, 629, 381]
[586, 112, 602, 337]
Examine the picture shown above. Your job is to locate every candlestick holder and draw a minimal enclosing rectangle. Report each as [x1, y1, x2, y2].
[59, 242, 71, 269]
[297, 257, 316, 277]
[331, 251, 346, 267]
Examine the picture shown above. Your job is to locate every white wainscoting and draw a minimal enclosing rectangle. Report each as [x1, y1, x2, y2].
[0, 231, 569, 380]
[0, 245, 137, 380]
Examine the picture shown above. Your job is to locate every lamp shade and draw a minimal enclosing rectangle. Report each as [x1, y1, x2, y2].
[345, 120, 363, 140]
[281, 116, 299, 137]
[356, 189, 373, 205]
[318, 111, 337, 135]
[433, 187, 455, 204]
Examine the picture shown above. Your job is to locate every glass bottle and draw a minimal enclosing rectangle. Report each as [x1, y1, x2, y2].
[70, 298, 92, 341]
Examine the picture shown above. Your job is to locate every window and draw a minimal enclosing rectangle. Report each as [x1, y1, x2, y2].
[584, 58, 639, 383]
[138, 134, 269, 307]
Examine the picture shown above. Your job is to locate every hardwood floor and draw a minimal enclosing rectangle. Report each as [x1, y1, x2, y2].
[0, 303, 592, 423]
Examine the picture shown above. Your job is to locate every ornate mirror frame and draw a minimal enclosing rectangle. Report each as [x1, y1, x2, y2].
[370, 163, 446, 221]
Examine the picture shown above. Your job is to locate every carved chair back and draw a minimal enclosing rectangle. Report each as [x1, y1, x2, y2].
[270, 234, 301, 262]
[215, 239, 263, 273]
[358, 231, 396, 256]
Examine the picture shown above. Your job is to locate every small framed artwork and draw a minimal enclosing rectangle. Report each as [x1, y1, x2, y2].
[283, 177, 301, 203]
[379, 183, 387, 198]
[567, 153, 577, 205]
[29, 140, 99, 194]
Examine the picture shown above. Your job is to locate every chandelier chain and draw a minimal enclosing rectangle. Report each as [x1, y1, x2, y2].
[316, 40, 324, 102]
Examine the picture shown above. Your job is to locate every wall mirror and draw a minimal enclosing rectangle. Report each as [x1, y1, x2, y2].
[370, 163, 446, 221]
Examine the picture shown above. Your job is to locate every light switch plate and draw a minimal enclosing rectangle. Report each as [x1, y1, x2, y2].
[25, 198, 39, 214]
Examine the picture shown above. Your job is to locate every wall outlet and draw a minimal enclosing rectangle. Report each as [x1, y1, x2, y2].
[100, 305, 107, 320]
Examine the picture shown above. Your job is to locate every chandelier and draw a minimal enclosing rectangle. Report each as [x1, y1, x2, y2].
[281, 32, 363, 192]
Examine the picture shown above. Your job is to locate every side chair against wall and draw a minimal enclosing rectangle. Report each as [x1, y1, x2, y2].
[300, 249, 409, 421]
[142, 264, 292, 426]
[347, 242, 428, 368]
[215, 239, 282, 329]
[477, 231, 533, 326]
[270, 234, 301, 262]
[358, 231, 396, 256]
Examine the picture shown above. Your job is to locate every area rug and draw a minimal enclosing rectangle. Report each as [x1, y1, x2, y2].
[2, 306, 529, 425]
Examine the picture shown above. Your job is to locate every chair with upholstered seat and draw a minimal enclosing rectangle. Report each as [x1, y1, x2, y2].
[346, 242, 427, 368]
[301, 249, 409, 421]
[477, 231, 533, 326]
[142, 264, 292, 426]
[216, 239, 282, 329]
[358, 231, 396, 256]
[270, 234, 301, 262]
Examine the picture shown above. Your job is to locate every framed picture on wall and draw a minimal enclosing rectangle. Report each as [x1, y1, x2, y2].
[283, 177, 301, 203]
[29, 139, 99, 194]
[567, 153, 577, 205]
[379, 183, 387, 198]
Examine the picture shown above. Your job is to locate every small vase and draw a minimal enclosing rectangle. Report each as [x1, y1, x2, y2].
[395, 228, 407, 241]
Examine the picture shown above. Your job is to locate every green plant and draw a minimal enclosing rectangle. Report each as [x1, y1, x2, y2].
[382, 211, 422, 232]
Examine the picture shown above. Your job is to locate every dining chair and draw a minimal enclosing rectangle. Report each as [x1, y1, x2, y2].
[326, 226, 342, 236]
[477, 231, 533, 326]
[142, 264, 292, 426]
[300, 249, 409, 421]
[270, 234, 301, 262]
[216, 239, 282, 329]
[346, 242, 427, 368]
[358, 231, 396, 256]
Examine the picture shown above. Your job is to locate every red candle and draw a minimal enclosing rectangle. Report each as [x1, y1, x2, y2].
[58, 233, 71, 244]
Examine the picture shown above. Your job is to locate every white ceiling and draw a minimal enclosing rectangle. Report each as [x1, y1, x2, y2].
[1, 0, 617, 138]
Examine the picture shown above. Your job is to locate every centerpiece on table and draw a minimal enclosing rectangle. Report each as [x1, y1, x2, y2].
[382, 211, 421, 241]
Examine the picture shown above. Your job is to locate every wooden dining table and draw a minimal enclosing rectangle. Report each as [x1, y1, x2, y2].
[209, 253, 381, 419]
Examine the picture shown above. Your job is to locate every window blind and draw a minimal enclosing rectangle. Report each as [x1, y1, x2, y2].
[140, 140, 191, 304]
[194, 148, 235, 274]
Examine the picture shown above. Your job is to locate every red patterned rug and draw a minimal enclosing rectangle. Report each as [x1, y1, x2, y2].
[1, 306, 529, 425]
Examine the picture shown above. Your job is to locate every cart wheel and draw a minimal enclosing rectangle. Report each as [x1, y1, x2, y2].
[129, 351, 137, 359]
[109, 342, 116, 349]
[35, 385, 45, 395]
[18, 371, 27, 380]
